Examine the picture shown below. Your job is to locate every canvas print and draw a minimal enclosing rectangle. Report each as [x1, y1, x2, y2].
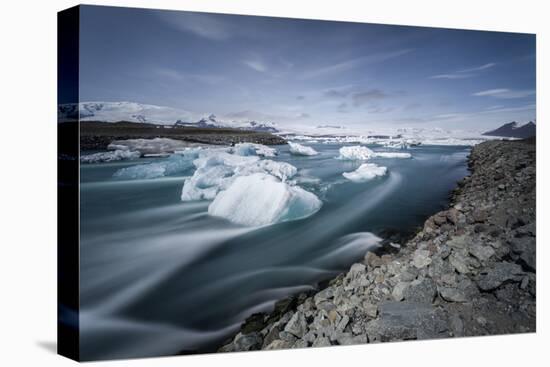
[57, 5, 536, 361]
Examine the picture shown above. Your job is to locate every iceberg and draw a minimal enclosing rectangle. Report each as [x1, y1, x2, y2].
[338, 146, 375, 160]
[232, 143, 277, 157]
[288, 142, 319, 156]
[80, 149, 140, 163]
[181, 151, 297, 201]
[113, 154, 195, 180]
[208, 173, 322, 226]
[342, 163, 387, 182]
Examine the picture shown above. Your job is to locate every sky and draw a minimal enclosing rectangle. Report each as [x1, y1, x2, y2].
[79, 5, 536, 131]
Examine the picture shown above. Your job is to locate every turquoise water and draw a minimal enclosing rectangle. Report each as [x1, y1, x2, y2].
[79, 143, 469, 360]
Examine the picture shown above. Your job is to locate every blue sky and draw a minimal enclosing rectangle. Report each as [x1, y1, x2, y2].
[79, 5, 536, 130]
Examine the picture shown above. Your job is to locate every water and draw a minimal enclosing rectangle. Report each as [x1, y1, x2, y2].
[78, 143, 469, 360]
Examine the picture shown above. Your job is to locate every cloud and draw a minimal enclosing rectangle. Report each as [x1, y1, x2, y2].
[472, 88, 535, 99]
[297, 112, 310, 118]
[154, 68, 224, 84]
[301, 49, 412, 79]
[296, 95, 305, 100]
[324, 89, 349, 98]
[243, 59, 267, 73]
[430, 62, 496, 79]
[160, 13, 233, 41]
[337, 102, 349, 113]
[352, 89, 389, 107]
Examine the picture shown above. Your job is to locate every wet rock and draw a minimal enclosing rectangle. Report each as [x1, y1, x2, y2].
[241, 313, 267, 334]
[438, 277, 478, 303]
[312, 336, 331, 347]
[234, 332, 263, 351]
[468, 244, 496, 262]
[265, 339, 292, 350]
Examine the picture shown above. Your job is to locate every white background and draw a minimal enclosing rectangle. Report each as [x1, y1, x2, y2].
[0, 0, 547, 365]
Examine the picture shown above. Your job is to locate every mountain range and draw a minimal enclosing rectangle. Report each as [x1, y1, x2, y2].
[58, 102, 279, 133]
[482, 121, 536, 139]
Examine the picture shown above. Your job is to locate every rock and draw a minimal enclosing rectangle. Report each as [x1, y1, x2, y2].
[292, 339, 308, 349]
[363, 302, 378, 318]
[468, 244, 496, 262]
[446, 208, 460, 225]
[312, 336, 331, 347]
[284, 311, 308, 338]
[364, 252, 383, 268]
[472, 209, 488, 223]
[510, 237, 536, 271]
[365, 302, 449, 342]
[449, 314, 464, 337]
[433, 213, 448, 226]
[234, 332, 263, 351]
[447, 235, 468, 249]
[438, 277, 478, 302]
[412, 249, 432, 268]
[449, 251, 470, 274]
[392, 282, 410, 301]
[265, 339, 292, 350]
[336, 334, 368, 345]
[241, 313, 267, 334]
[477, 262, 524, 291]
[403, 277, 437, 304]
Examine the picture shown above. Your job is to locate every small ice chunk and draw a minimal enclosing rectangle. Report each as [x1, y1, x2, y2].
[80, 149, 140, 163]
[288, 142, 319, 156]
[232, 143, 277, 157]
[338, 146, 375, 160]
[208, 173, 322, 226]
[342, 163, 387, 182]
[373, 152, 412, 159]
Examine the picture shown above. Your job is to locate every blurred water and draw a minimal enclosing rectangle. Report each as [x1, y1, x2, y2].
[79, 143, 469, 360]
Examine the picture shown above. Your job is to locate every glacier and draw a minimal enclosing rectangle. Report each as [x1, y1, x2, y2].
[288, 142, 319, 156]
[80, 149, 140, 164]
[108, 138, 195, 155]
[208, 173, 322, 226]
[343, 163, 388, 182]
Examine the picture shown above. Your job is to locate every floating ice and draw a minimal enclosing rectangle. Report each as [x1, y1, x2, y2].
[342, 163, 388, 182]
[373, 152, 412, 159]
[208, 173, 322, 226]
[288, 142, 319, 156]
[80, 149, 140, 164]
[338, 146, 375, 160]
[181, 151, 297, 201]
[113, 154, 195, 180]
[108, 138, 194, 155]
[232, 143, 277, 157]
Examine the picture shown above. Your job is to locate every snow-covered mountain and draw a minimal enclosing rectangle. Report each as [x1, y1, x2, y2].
[58, 101, 197, 125]
[175, 114, 278, 132]
[58, 102, 279, 132]
[482, 121, 536, 139]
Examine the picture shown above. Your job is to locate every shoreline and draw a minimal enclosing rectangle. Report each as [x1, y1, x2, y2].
[217, 139, 535, 352]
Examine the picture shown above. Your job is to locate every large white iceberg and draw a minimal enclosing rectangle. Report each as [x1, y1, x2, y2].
[232, 143, 277, 157]
[80, 149, 140, 163]
[343, 163, 387, 182]
[180, 151, 297, 201]
[338, 146, 375, 160]
[288, 142, 319, 156]
[208, 173, 322, 226]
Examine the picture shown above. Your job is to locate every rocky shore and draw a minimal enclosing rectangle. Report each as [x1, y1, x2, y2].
[219, 139, 536, 352]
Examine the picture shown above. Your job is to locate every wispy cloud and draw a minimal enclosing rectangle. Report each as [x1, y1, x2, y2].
[301, 49, 412, 79]
[430, 62, 496, 79]
[472, 88, 535, 99]
[243, 59, 267, 73]
[160, 13, 233, 40]
[154, 67, 224, 84]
